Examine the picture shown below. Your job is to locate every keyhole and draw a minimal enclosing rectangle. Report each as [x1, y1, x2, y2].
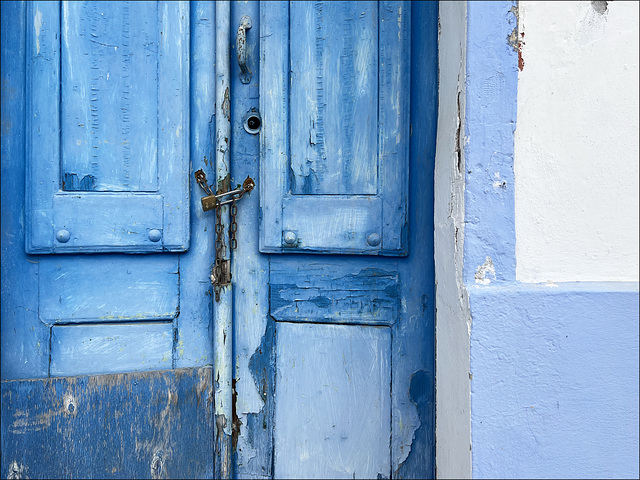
[247, 116, 260, 130]
[243, 111, 261, 135]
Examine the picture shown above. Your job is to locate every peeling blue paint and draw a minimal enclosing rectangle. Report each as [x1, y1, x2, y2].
[464, 0, 518, 285]
[242, 318, 276, 477]
[396, 370, 435, 477]
[62, 173, 96, 191]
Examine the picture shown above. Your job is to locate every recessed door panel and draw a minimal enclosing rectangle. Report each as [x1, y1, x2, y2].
[25, 1, 189, 254]
[260, 1, 410, 255]
[273, 322, 391, 479]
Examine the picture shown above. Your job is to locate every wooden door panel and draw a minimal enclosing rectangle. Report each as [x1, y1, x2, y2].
[273, 323, 391, 479]
[39, 255, 179, 324]
[289, 1, 379, 196]
[25, 1, 190, 254]
[61, 1, 160, 192]
[260, 1, 410, 255]
[51, 323, 173, 377]
[269, 259, 399, 326]
[0, 368, 214, 478]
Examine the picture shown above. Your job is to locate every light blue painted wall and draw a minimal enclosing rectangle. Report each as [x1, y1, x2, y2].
[464, 2, 640, 478]
[469, 284, 639, 479]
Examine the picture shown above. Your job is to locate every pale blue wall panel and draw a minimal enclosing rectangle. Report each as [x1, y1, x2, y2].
[464, 3, 640, 479]
[470, 284, 639, 479]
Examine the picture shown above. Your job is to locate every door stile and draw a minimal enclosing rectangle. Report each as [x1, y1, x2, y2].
[214, 1, 234, 479]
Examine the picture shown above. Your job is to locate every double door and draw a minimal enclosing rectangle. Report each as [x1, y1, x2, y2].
[1, 1, 437, 478]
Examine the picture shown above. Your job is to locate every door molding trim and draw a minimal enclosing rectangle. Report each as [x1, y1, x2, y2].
[434, 2, 472, 478]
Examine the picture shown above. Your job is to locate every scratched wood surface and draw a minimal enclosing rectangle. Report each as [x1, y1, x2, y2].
[51, 323, 174, 376]
[273, 323, 392, 479]
[39, 254, 179, 324]
[1, 0, 50, 381]
[270, 259, 399, 325]
[173, 0, 216, 370]
[228, 2, 275, 478]
[61, 1, 159, 192]
[260, 0, 410, 255]
[1, 367, 214, 479]
[290, 1, 378, 195]
[25, 1, 190, 253]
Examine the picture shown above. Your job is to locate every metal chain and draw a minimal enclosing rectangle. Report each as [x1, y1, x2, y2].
[229, 198, 238, 250]
[212, 203, 225, 302]
[196, 168, 255, 302]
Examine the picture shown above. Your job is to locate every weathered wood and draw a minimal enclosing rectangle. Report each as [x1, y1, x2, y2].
[25, 1, 190, 254]
[1, 367, 214, 479]
[51, 323, 174, 376]
[2, 3, 439, 479]
[281, 196, 382, 254]
[39, 254, 179, 324]
[273, 323, 392, 479]
[61, 1, 159, 192]
[392, 3, 437, 477]
[259, 0, 289, 253]
[230, 2, 274, 478]
[0, 0, 50, 381]
[259, 1, 410, 256]
[379, 1, 411, 254]
[270, 261, 400, 325]
[290, 1, 378, 195]
[174, 0, 216, 369]
[214, 3, 233, 478]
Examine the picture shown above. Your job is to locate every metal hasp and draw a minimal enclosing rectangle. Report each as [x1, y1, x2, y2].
[195, 170, 255, 212]
[194, 169, 255, 301]
[237, 15, 252, 84]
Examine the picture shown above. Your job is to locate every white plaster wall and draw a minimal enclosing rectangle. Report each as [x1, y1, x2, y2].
[434, 2, 471, 478]
[515, 1, 639, 283]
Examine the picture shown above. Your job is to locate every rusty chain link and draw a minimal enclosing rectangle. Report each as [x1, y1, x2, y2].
[194, 169, 255, 302]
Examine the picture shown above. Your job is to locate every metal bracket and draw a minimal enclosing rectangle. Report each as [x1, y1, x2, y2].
[195, 170, 255, 212]
[195, 168, 255, 301]
[237, 15, 252, 84]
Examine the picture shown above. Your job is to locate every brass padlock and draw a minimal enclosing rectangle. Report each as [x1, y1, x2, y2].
[201, 195, 219, 212]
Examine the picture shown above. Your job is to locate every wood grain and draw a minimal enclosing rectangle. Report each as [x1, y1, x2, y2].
[1, 367, 214, 478]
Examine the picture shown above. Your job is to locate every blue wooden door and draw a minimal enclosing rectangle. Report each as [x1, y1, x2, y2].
[20, 0, 191, 375]
[230, 2, 438, 478]
[1, 2, 216, 477]
[1, 1, 437, 478]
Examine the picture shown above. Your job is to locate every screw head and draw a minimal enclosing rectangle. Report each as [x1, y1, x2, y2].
[367, 233, 381, 247]
[148, 229, 162, 242]
[283, 231, 297, 245]
[56, 229, 70, 243]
